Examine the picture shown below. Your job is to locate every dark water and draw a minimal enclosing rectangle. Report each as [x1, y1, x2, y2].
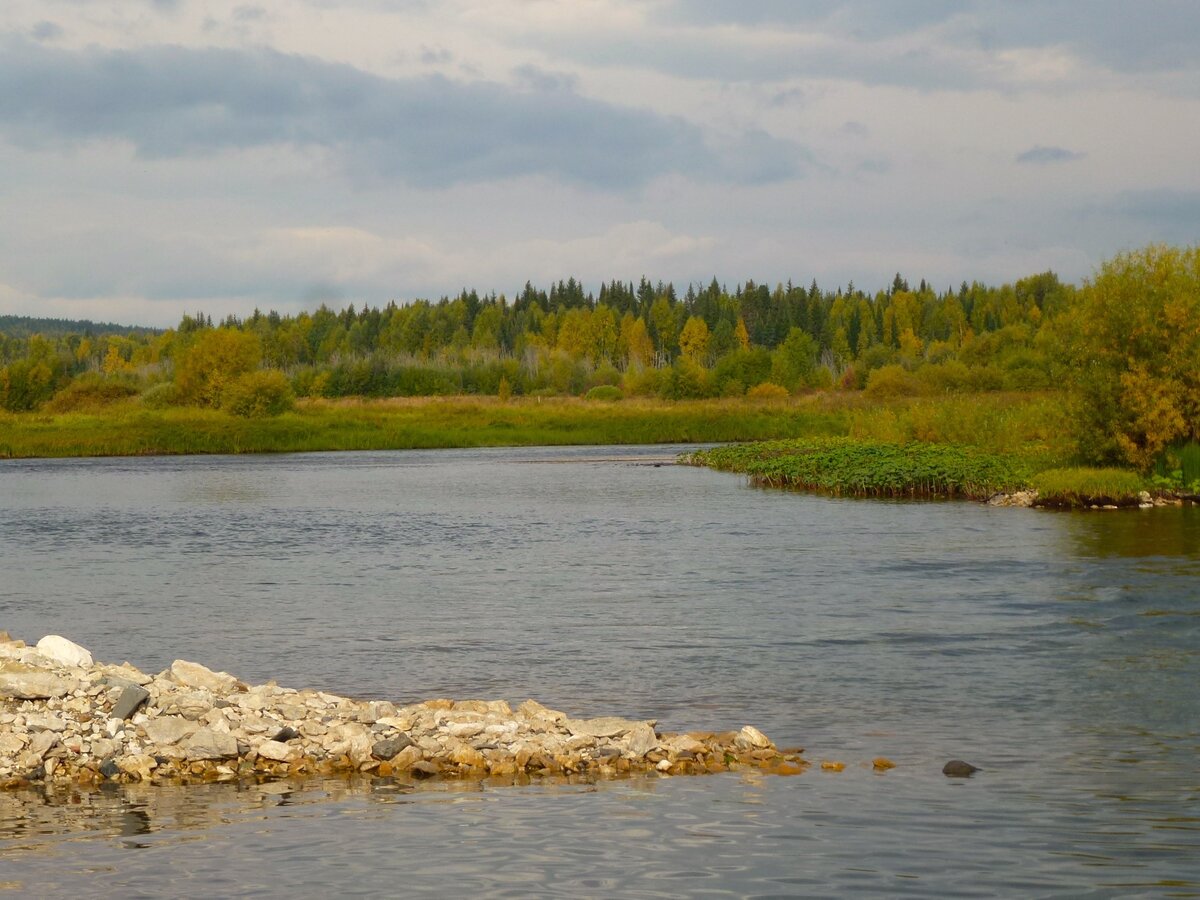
[1, 446, 1198, 897]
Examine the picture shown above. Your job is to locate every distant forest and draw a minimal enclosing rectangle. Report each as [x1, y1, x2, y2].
[0, 270, 1070, 412]
[0, 315, 158, 340]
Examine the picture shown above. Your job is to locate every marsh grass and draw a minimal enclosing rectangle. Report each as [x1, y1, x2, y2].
[0, 396, 847, 458]
[686, 437, 1034, 500]
[1032, 467, 1148, 507]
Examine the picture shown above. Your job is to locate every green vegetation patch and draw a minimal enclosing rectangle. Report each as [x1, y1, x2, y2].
[686, 437, 1033, 500]
[1031, 467, 1148, 508]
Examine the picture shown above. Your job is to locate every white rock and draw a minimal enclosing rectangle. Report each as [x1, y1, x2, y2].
[734, 725, 774, 751]
[35, 635, 94, 668]
[256, 739, 301, 762]
[169, 659, 238, 694]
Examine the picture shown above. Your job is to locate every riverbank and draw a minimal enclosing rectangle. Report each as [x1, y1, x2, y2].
[0, 391, 1070, 460]
[684, 438, 1194, 507]
[0, 396, 849, 459]
[0, 633, 808, 789]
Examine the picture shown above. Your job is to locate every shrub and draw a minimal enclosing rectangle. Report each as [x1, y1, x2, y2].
[585, 385, 623, 402]
[746, 382, 789, 400]
[222, 370, 295, 418]
[45, 375, 139, 412]
[864, 364, 923, 398]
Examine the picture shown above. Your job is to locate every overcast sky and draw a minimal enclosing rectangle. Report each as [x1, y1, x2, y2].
[2, 1, 1198, 326]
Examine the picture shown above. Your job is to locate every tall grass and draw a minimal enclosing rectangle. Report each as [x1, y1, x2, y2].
[686, 437, 1033, 500]
[0, 396, 847, 459]
[1031, 467, 1147, 507]
[845, 392, 1070, 463]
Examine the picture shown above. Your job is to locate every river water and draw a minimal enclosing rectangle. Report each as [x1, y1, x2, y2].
[1, 446, 1197, 897]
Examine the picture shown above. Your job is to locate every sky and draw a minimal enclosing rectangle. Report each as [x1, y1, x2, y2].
[1, 1, 1198, 327]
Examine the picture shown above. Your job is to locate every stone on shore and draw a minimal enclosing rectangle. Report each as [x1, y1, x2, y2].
[35, 635, 94, 668]
[0, 632, 810, 788]
[0, 666, 80, 700]
[169, 660, 239, 694]
[110, 685, 151, 720]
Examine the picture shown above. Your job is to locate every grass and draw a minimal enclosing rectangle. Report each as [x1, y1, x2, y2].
[0, 396, 849, 459]
[1031, 467, 1149, 507]
[684, 437, 1035, 500]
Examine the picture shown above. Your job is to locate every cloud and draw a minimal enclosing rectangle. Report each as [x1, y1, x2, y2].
[1097, 189, 1200, 226]
[658, 0, 969, 38]
[0, 37, 806, 188]
[30, 21, 62, 42]
[554, 1, 1200, 91]
[1016, 145, 1085, 165]
[512, 64, 577, 94]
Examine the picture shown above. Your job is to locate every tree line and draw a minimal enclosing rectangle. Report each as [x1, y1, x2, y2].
[2, 245, 1196, 471]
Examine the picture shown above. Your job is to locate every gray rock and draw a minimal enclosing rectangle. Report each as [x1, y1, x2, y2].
[27, 731, 59, 761]
[564, 716, 646, 738]
[23, 713, 67, 733]
[143, 715, 199, 746]
[271, 726, 300, 743]
[0, 671, 80, 700]
[99, 758, 121, 779]
[181, 729, 239, 760]
[0, 733, 28, 755]
[371, 735, 414, 760]
[624, 722, 659, 757]
[942, 759, 980, 777]
[111, 685, 151, 720]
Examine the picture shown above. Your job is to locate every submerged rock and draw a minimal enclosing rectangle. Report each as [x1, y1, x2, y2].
[942, 759, 980, 777]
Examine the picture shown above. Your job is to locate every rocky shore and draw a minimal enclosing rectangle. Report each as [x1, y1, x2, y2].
[1, 633, 807, 789]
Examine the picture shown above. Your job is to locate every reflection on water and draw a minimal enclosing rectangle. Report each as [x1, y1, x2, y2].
[1058, 503, 1200, 559]
[1, 447, 1199, 895]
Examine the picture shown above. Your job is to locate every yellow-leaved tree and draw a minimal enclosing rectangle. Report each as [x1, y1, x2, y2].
[1060, 244, 1200, 468]
[175, 328, 263, 409]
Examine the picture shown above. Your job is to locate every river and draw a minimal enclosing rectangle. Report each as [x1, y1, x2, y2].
[1, 446, 1198, 897]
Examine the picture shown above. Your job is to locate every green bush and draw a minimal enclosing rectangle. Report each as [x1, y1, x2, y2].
[222, 370, 295, 418]
[584, 385, 623, 402]
[864, 364, 923, 398]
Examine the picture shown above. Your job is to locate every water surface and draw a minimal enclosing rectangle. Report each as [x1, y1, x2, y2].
[1, 446, 1197, 896]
